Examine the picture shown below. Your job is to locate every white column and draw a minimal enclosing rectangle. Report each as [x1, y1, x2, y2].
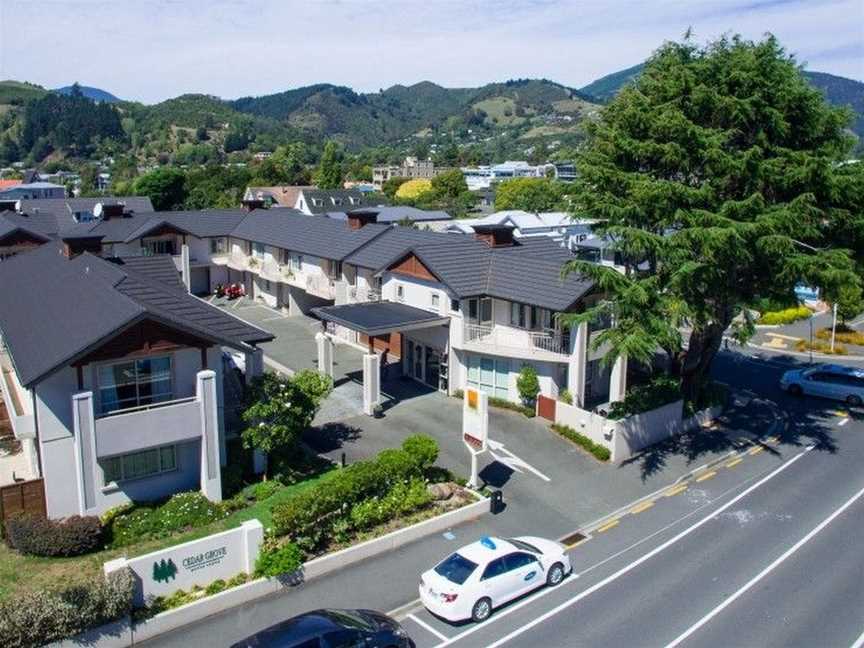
[241, 519, 265, 574]
[180, 243, 191, 292]
[197, 370, 222, 502]
[362, 353, 381, 416]
[568, 322, 588, 407]
[609, 354, 628, 403]
[315, 332, 334, 378]
[71, 391, 99, 515]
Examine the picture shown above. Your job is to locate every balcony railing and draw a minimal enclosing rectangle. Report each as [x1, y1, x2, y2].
[348, 286, 381, 303]
[95, 396, 197, 420]
[94, 396, 201, 458]
[463, 323, 570, 356]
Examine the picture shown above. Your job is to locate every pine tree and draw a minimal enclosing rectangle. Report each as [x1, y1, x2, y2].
[314, 141, 343, 189]
[564, 34, 863, 399]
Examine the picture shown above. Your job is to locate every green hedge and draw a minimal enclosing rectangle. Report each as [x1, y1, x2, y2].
[551, 424, 611, 461]
[271, 436, 437, 551]
[0, 568, 133, 648]
[255, 542, 304, 578]
[607, 376, 681, 420]
[5, 514, 103, 557]
[757, 305, 812, 325]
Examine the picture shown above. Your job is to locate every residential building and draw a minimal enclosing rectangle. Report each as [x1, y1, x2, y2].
[294, 189, 367, 215]
[242, 186, 313, 209]
[372, 157, 454, 191]
[0, 181, 66, 200]
[0, 240, 272, 519]
[326, 206, 452, 228]
[446, 210, 594, 249]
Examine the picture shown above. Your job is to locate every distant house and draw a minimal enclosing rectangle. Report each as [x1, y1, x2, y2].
[252, 151, 273, 161]
[0, 179, 22, 192]
[447, 210, 594, 249]
[325, 206, 452, 229]
[0, 181, 66, 200]
[242, 186, 313, 209]
[371, 157, 454, 191]
[295, 188, 367, 215]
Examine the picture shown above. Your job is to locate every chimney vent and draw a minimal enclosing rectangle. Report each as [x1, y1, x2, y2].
[346, 209, 378, 230]
[473, 224, 515, 248]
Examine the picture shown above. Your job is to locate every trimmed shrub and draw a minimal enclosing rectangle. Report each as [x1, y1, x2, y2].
[252, 480, 282, 501]
[607, 376, 681, 420]
[0, 568, 133, 648]
[757, 305, 812, 325]
[551, 424, 611, 461]
[255, 542, 304, 578]
[5, 514, 103, 557]
[204, 579, 227, 596]
[516, 365, 540, 407]
[271, 439, 439, 550]
[559, 389, 573, 405]
[403, 434, 439, 470]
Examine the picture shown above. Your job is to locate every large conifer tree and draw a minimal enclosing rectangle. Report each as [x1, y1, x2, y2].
[565, 35, 864, 398]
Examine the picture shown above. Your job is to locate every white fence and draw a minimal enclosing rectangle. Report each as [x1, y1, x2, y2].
[104, 520, 264, 607]
[554, 399, 721, 463]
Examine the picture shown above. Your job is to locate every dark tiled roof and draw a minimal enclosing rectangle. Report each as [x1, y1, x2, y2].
[125, 209, 249, 240]
[17, 197, 155, 234]
[327, 206, 451, 223]
[344, 226, 451, 269]
[0, 243, 272, 387]
[312, 301, 449, 336]
[0, 213, 53, 242]
[231, 210, 390, 260]
[107, 255, 184, 289]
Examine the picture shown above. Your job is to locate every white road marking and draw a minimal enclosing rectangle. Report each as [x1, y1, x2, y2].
[664, 482, 864, 648]
[437, 444, 814, 648]
[407, 613, 450, 641]
[487, 439, 552, 482]
[838, 417, 850, 427]
[850, 628, 864, 648]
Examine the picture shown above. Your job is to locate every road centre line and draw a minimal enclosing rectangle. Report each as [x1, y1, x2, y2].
[630, 501, 655, 514]
[596, 519, 620, 533]
[665, 484, 688, 497]
[407, 613, 449, 642]
[725, 458, 743, 468]
[665, 482, 864, 648]
[695, 471, 717, 482]
[749, 446, 764, 455]
[451, 445, 815, 648]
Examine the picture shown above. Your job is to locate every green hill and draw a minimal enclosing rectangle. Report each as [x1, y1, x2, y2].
[0, 80, 48, 105]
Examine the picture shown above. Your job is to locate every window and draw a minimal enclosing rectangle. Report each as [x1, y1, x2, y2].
[397, 284, 405, 302]
[144, 239, 175, 256]
[98, 357, 172, 415]
[328, 260, 342, 280]
[252, 242, 266, 259]
[505, 552, 538, 570]
[510, 302, 527, 328]
[321, 629, 365, 648]
[102, 445, 176, 484]
[431, 293, 440, 310]
[290, 253, 303, 272]
[435, 553, 478, 585]
[210, 237, 227, 254]
[481, 557, 509, 581]
[451, 299, 460, 312]
[467, 355, 509, 400]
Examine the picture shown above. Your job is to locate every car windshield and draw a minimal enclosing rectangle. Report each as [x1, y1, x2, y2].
[434, 553, 478, 585]
[506, 538, 543, 554]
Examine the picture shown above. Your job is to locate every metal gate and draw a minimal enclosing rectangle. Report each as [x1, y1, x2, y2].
[0, 478, 46, 536]
[537, 394, 556, 421]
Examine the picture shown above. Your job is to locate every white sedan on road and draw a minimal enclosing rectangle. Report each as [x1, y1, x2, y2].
[419, 536, 571, 623]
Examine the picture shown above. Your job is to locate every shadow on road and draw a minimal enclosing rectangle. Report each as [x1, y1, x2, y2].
[305, 422, 362, 453]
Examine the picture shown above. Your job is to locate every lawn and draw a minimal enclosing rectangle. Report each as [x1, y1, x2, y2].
[0, 469, 334, 601]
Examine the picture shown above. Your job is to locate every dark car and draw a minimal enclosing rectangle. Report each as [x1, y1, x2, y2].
[230, 608, 413, 648]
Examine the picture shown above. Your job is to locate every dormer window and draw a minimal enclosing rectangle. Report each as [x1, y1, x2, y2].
[332, 197, 342, 206]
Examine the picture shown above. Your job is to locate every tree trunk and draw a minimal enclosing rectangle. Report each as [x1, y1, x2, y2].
[681, 321, 727, 401]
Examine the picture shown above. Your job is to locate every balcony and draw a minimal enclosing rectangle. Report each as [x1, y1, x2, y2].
[461, 323, 571, 360]
[94, 397, 201, 459]
[305, 273, 336, 300]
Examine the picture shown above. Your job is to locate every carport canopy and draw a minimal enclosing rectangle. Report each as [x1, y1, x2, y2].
[312, 301, 450, 337]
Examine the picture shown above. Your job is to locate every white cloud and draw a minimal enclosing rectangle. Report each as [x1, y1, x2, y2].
[1, 0, 861, 103]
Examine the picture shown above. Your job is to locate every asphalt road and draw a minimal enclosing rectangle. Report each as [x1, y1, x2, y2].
[140, 348, 864, 648]
[393, 369, 864, 648]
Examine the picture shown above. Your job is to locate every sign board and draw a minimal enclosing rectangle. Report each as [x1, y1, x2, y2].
[462, 387, 488, 454]
[104, 519, 263, 607]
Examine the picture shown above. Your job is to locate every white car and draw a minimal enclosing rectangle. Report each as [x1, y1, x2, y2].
[780, 363, 864, 407]
[419, 536, 571, 623]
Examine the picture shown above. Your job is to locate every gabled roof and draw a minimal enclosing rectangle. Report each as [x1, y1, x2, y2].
[0, 212, 53, 243]
[245, 186, 312, 207]
[326, 206, 451, 223]
[300, 189, 367, 214]
[231, 210, 390, 260]
[376, 236, 590, 311]
[16, 197, 155, 235]
[343, 226, 449, 269]
[0, 243, 272, 387]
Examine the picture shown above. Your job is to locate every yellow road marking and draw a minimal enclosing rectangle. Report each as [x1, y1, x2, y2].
[695, 470, 717, 482]
[766, 436, 779, 445]
[630, 501, 655, 514]
[565, 538, 589, 549]
[749, 445, 764, 455]
[725, 458, 743, 468]
[665, 484, 688, 497]
[596, 519, 620, 533]
[834, 410, 849, 418]
[766, 332, 802, 341]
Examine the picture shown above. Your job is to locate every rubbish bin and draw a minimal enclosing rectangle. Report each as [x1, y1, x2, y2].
[490, 490, 504, 515]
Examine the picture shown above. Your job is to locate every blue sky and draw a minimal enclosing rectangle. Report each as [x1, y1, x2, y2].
[1, 0, 862, 103]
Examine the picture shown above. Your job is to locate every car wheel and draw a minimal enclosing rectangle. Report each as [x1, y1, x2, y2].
[546, 562, 565, 586]
[847, 395, 862, 407]
[788, 384, 803, 397]
[471, 597, 493, 623]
